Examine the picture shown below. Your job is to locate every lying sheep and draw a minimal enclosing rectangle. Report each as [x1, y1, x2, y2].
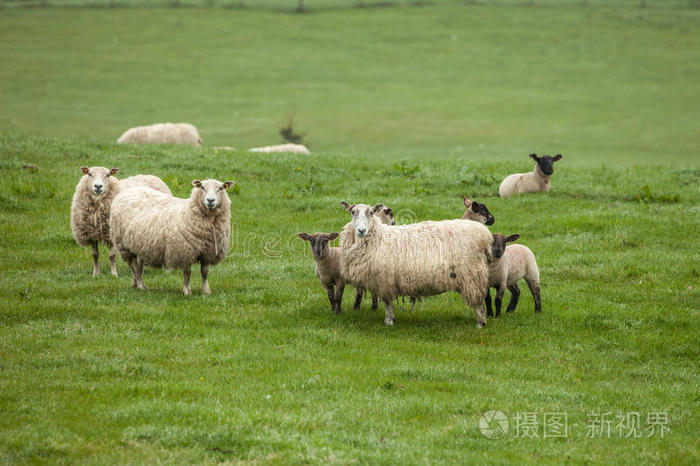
[298, 232, 344, 313]
[462, 198, 495, 225]
[248, 143, 310, 155]
[339, 201, 394, 311]
[70, 166, 171, 277]
[117, 122, 202, 147]
[109, 179, 234, 294]
[341, 203, 493, 327]
[486, 233, 541, 317]
[499, 153, 563, 197]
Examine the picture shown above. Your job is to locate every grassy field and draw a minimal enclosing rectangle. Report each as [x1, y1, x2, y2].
[1, 2, 699, 464]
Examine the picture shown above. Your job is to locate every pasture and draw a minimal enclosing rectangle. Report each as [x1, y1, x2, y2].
[1, 1, 699, 464]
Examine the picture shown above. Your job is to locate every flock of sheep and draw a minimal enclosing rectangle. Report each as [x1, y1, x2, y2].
[71, 123, 563, 327]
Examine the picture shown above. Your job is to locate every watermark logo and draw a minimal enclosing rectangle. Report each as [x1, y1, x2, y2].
[479, 410, 509, 439]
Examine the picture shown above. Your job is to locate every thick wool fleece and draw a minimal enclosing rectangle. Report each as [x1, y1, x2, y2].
[499, 164, 552, 197]
[117, 122, 202, 146]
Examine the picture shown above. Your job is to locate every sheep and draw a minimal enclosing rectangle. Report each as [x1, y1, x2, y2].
[462, 198, 495, 225]
[248, 143, 310, 155]
[117, 122, 202, 147]
[499, 153, 563, 197]
[339, 201, 394, 311]
[109, 179, 234, 294]
[70, 166, 172, 277]
[298, 232, 344, 313]
[340, 203, 493, 327]
[486, 233, 541, 317]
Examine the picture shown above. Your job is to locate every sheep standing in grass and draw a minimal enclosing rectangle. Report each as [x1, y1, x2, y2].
[486, 233, 541, 317]
[341, 203, 493, 327]
[117, 122, 202, 147]
[298, 232, 344, 313]
[109, 179, 234, 294]
[70, 166, 171, 277]
[499, 153, 563, 197]
[339, 201, 395, 311]
[462, 198, 495, 225]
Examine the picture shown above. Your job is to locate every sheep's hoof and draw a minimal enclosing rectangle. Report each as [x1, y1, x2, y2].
[384, 317, 395, 326]
[111, 270, 119, 277]
[183, 288, 191, 295]
[92, 271, 99, 277]
[202, 288, 211, 295]
[477, 321, 486, 329]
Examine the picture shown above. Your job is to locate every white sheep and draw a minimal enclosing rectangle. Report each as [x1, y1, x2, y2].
[248, 143, 310, 155]
[499, 153, 563, 197]
[117, 122, 202, 146]
[486, 233, 541, 317]
[339, 201, 395, 311]
[340, 203, 493, 327]
[70, 166, 172, 277]
[298, 232, 344, 313]
[109, 179, 234, 294]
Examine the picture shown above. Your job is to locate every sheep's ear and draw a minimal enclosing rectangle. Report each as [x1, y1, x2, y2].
[298, 232, 310, 241]
[371, 204, 384, 214]
[340, 201, 351, 211]
[553, 154, 563, 162]
[463, 197, 472, 208]
[327, 232, 339, 241]
[81, 166, 89, 174]
[109, 168, 119, 176]
[506, 234, 520, 243]
[191, 180, 202, 188]
[223, 180, 235, 190]
[529, 153, 538, 161]
[384, 207, 393, 217]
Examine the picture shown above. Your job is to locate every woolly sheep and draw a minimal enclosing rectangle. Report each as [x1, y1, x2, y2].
[298, 232, 344, 313]
[70, 166, 172, 277]
[339, 201, 395, 311]
[248, 143, 310, 155]
[486, 233, 541, 317]
[499, 153, 563, 197]
[109, 179, 234, 294]
[340, 203, 493, 327]
[117, 123, 202, 147]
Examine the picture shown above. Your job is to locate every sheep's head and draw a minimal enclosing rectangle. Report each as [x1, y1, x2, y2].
[341, 201, 386, 238]
[191, 179, 234, 214]
[81, 166, 119, 196]
[375, 204, 395, 225]
[462, 198, 495, 225]
[530, 153, 563, 176]
[298, 232, 338, 258]
[491, 233, 520, 259]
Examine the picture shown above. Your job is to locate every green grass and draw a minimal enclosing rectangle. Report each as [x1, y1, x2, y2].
[1, 2, 699, 464]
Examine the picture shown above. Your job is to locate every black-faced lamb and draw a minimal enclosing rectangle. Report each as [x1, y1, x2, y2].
[109, 179, 234, 294]
[462, 198, 495, 225]
[70, 166, 172, 277]
[340, 203, 493, 327]
[486, 233, 541, 317]
[499, 153, 563, 197]
[298, 232, 344, 313]
[117, 122, 202, 147]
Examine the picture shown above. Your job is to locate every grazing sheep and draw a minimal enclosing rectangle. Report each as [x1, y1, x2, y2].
[109, 179, 234, 294]
[70, 166, 171, 277]
[499, 153, 563, 197]
[339, 201, 395, 311]
[486, 233, 541, 317]
[117, 123, 202, 147]
[298, 232, 344, 313]
[340, 203, 493, 327]
[462, 198, 495, 225]
[248, 143, 310, 155]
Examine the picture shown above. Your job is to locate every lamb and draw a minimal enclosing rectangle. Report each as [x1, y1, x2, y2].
[298, 232, 344, 313]
[340, 203, 493, 327]
[117, 123, 202, 147]
[70, 166, 172, 277]
[462, 198, 495, 225]
[339, 201, 394, 311]
[109, 179, 234, 294]
[499, 153, 563, 197]
[486, 233, 541, 317]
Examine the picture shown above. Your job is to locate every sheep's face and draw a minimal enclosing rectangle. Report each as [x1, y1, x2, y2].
[530, 153, 563, 176]
[491, 233, 520, 259]
[81, 166, 118, 196]
[298, 232, 338, 258]
[462, 198, 495, 225]
[191, 179, 234, 213]
[341, 201, 385, 238]
[376, 205, 395, 226]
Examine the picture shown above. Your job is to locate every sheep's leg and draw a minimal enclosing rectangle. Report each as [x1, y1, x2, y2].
[485, 288, 493, 317]
[470, 298, 487, 328]
[506, 284, 520, 312]
[128, 256, 147, 290]
[135, 257, 146, 290]
[527, 280, 541, 312]
[383, 298, 395, 326]
[183, 268, 191, 295]
[334, 280, 345, 314]
[201, 263, 211, 295]
[353, 288, 363, 310]
[91, 242, 100, 277]
[325, 284, 335, 311]
[495, 285, 506, 318]
[108, 244, 118, 277]
[371, 293, 378, 311]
